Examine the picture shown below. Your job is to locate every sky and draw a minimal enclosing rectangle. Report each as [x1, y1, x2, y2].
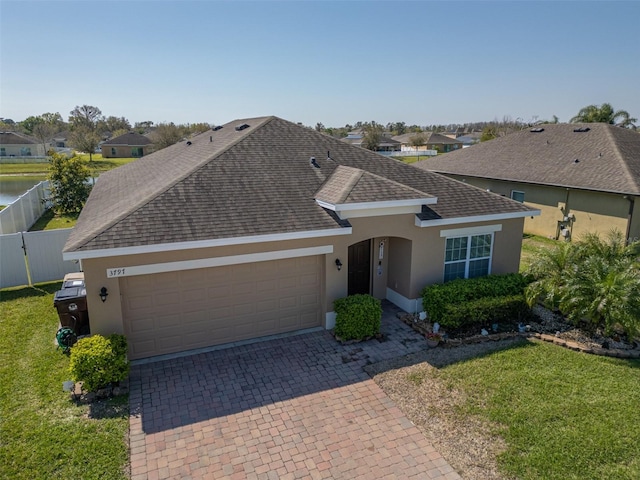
[1, 0, 639, 128]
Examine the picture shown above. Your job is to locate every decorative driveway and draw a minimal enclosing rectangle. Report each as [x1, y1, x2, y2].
[129, 304, 461, 479]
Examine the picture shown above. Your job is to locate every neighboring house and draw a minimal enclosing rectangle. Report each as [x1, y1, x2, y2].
[101, 132, 152, 158]
[0, 131, 47, 157]
[392, 132, 463, 153]
[413, 123, 640, 242]
[63, 116, 537, 360]
[340, 134, 401, 153]
[51, 131, 72, 148]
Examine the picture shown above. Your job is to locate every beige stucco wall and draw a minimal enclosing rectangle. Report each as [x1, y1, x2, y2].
[79, 213, 526, 338]
[445, 174, 634, 241]
[0, 143, 47, 157]
[102, 145, 150, 158]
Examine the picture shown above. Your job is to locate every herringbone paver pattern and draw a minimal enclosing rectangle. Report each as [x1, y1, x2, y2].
[129, 304, 461, 479]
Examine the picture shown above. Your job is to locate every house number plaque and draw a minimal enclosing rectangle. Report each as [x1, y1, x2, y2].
[106, 268, 126, 278]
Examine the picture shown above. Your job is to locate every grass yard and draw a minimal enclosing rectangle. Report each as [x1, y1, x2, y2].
[429, 340, 640, 479]
[520, 233, 558, 272]
[29, 209, 79, 231]
[0, 283, 129, 480]
[0, 154, 137, 176]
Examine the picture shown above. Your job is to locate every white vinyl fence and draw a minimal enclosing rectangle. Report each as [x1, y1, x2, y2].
[0, 228, 80, 289]
[0, 180, 51, 234]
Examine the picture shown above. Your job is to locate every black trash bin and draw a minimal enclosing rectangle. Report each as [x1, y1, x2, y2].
[54, 272, 90, 335]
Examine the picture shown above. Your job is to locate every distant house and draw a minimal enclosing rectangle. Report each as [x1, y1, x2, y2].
[101, 132, 152, 158]
[51, 131, 72, 149]
[413, 123, 640, 242]
[392, 132, 463, 153]
[340, 133, 401, 153]
[0, 132, 47, 157]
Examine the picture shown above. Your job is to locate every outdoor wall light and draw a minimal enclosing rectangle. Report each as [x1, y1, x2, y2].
[99, 287, 109, 303]
[335, 259, 343, 271]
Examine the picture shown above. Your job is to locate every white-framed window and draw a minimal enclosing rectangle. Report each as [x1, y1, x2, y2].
[443, 233, 494, 282]
[510, 190, 525, 203]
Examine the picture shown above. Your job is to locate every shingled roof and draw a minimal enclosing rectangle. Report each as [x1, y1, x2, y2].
[0, 132, 37, 145]
[102, 132, 152, 146]
[64, 116, 535, 254]
[413, 123, 640, 195]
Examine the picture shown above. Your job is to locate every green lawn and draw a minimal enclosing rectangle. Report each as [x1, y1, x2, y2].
[0, 283, 129, 480]
[426, 340, 640, 479]
[29, 209, 79, 231]
[520, 233, 558, 272]
[0, 154, 137, 176]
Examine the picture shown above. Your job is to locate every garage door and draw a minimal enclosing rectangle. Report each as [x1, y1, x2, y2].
[121, 255, 323, 359]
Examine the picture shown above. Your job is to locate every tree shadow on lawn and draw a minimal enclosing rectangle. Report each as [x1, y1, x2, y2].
[0, 282, 62, 302]
[85, 395, 130, 420]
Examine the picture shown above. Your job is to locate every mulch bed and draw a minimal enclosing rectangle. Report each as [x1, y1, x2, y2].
[396, 305, 640, 359]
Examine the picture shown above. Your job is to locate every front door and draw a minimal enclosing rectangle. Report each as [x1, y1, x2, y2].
[348, 240, 371, 295]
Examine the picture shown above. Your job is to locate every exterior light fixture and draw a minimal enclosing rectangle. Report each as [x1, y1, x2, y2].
[99, 287, 109, 302]
[335, 259, 343, 271]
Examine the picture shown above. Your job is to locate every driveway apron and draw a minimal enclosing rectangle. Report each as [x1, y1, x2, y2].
[129, 303, 461, 479]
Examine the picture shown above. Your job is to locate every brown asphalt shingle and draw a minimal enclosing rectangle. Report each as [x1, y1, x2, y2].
[102, 132, 152, 146]
[413, 123, 640, 195]
[64, 116, 535, 253]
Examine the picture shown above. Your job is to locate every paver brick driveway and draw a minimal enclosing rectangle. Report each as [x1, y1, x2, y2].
[129, 304, 461, 479]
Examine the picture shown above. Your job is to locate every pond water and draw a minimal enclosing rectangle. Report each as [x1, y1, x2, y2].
[0, 176, 47, 206]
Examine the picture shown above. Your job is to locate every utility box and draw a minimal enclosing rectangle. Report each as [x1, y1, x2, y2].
[53, 272, 90, 335]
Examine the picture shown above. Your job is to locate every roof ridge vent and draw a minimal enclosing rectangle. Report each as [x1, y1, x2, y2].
[530, 128, 544, 133]
[212, 125, 223, 131]
[235, 123, 250, 131]
[573, 127, 591, 133]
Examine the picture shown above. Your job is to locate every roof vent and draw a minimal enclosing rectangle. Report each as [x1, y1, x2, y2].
[186, 141, 192, 146]
[212, 125, 223, 131]
[310, 156, 320, 168]
[573, 127, 591, 133]
[530, 128, 544, 133]
[574, 158, 580, 163]
[235, 123, 249, 131]
[209, 136, 212, 142]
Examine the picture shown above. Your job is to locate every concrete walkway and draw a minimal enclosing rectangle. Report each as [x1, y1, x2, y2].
[129, 303, 461, 479]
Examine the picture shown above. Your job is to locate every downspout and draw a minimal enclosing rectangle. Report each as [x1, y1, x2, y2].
[624, 195, 635, 243]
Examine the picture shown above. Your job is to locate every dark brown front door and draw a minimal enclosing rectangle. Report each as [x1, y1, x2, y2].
[348, 240, 371, 295]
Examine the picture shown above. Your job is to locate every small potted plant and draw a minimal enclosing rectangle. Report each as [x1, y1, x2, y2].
[425, 331, 442, 348]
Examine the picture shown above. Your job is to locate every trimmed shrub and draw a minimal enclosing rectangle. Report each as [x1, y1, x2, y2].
[439, 294, 532, 330]
[69, 334, 130, 392]
[334, 294, 382, 341]
[422, 273, 527, 323]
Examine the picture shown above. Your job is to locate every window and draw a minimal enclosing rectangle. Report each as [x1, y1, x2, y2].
[111, 148, 117, 156]
[0, 148, 5, 156]
[510, 190, 525, 203]
[444, 233, 493, 281]
[131, 147, 143, 157]
[20, 147, 31, 156]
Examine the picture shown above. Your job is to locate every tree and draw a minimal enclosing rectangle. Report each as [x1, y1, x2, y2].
[134, 120, 154, 134]
[570, 103, 637, 128]
[98, 115, 131, 135]
[69, 105, 103, 130]
[361, 121, 383, 151]
[29, 112, 64, 153]
[525, 230, 640, 338]
[149, 122, 184, 150]
[388, 122, 406, 135]
[408, 133, 426, 151]
[70, 126, 101, 161]
[315, 122, 325, 132]
[47, 151, 92, 214]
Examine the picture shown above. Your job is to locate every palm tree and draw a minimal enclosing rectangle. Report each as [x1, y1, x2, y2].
[570, 103, 637, 128]
[560, 253, 640, 338]
[524, 241, 575, 309]
[526, 230, 640, 339]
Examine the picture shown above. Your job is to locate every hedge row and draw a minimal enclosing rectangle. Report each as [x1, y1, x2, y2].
[422, 273, 530, 330]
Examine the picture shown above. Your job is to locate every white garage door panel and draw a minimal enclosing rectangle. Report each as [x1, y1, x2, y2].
[122, 255, 324, 359]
